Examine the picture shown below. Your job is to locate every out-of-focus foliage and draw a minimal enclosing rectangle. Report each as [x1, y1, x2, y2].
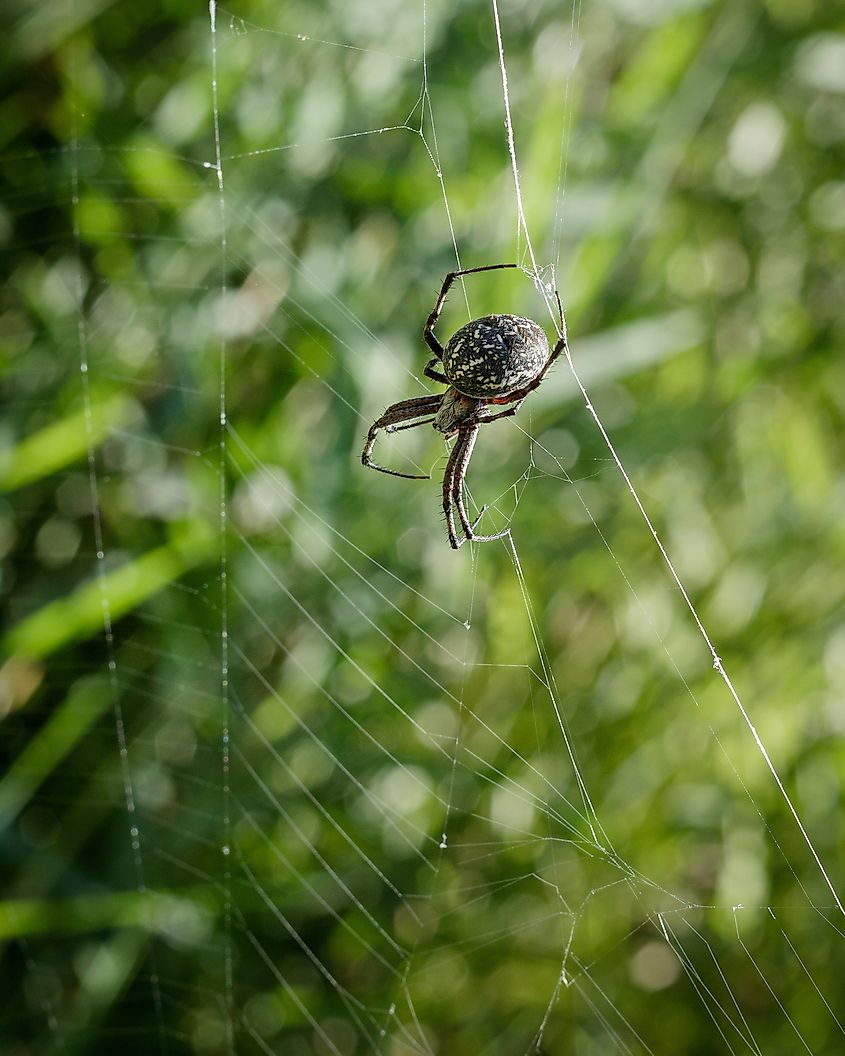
[2, 0, 845, 1053]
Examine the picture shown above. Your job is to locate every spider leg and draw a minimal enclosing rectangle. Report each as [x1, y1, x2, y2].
[524, 283, 567, 392]
[423, 263, 519, 359]
[423, 358, 449, 384]
[390, 416, 437, 433]
[477, 399, 525, 424]
[362, 394, 442, 479]
[450, 426, 510, 545]
[441, 425, 509, 548]
[442, 429, 468, 549]
[554, 288, 566, 336]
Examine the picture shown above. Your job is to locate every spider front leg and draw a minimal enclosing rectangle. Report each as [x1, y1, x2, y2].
[362, 394, 442, 479]
[423, 263, 519, 360]
[423, 358, 448, 384]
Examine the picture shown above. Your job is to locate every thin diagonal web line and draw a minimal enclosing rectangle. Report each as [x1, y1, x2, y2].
[488, 0, 843, 918]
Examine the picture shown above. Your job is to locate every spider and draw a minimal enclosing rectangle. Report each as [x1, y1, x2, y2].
[362, 263, 567, 549]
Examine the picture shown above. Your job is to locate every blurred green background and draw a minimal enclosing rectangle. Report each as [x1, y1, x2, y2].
[2, 0, 845, 1053]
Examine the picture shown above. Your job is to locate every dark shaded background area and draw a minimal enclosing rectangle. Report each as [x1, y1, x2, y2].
[2, 0, 845, 1053]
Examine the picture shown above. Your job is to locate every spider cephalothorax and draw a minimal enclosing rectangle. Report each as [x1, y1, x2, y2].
[362, 263, 567, 549]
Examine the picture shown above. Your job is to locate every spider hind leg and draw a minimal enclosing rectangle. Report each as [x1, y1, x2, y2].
[443, 425, 510, 549]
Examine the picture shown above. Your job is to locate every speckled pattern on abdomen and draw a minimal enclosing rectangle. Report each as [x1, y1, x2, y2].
[442, 314, 548, 398]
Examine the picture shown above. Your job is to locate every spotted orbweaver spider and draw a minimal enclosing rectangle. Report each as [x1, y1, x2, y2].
[362, 263, 567, 549]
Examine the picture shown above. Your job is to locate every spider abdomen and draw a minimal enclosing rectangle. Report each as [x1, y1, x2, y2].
[442, 314, 549, 399]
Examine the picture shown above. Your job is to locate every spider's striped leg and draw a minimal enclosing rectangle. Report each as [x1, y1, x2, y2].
[444, 425, 509, 548]
[442, 429, 469, 549]
[423, 263, 518, 360]
[362, 394, 442, 479]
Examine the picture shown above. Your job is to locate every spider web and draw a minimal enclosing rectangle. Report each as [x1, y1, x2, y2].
[2, 1, 844, 1054]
